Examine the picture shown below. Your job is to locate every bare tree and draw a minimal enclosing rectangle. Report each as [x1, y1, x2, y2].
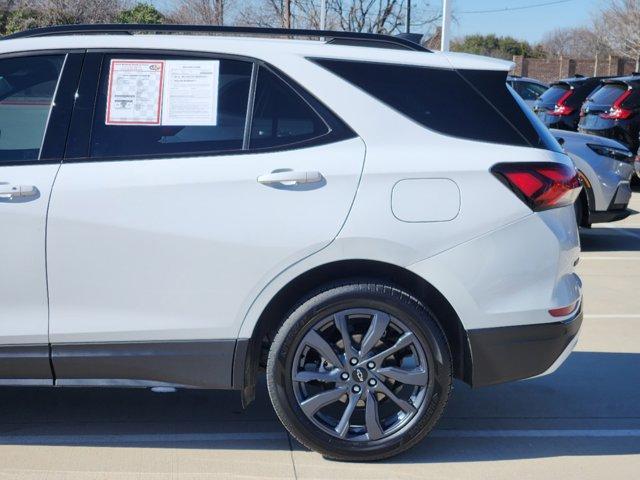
[239, 0, 441, 35]
[237, 0, 318, 28]
[34, 0, 126, 24]
[169, 0, 226, 25]
[542, 27, 611, 58]
[328, 0, 405, 33]
[595, 0, 640, 69]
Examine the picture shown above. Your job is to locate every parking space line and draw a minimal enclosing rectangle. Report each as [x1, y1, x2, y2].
[431, 429, 640, 438]
[584, 314, 640, 318]
[0, 432, 289, 445]
[580, 256, 640, 260]
[0, 429, 639, 446]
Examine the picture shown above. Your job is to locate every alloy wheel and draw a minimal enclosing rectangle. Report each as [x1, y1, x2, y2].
[291, 308, 431, 441]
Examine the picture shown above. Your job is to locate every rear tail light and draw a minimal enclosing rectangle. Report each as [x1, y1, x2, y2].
[600, 89, 634, 120]
[491, 162, 582, 211]
[549, 90, 574, 116]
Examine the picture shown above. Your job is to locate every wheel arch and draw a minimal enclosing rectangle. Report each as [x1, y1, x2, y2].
[233, 259, 471, 407]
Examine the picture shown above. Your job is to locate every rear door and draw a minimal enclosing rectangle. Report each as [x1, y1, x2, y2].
[46, 52, 365, 387]
[0, 51, 81, 383]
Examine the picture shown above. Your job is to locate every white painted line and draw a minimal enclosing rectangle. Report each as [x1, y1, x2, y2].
[0, 431, 288, 446]
[0, 429, 639, 446]
[431, 429, 640, 438]
[584, 314, 640, 319]
[580, 256, 640, 260]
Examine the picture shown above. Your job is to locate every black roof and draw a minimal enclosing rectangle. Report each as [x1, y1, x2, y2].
[602, 73, 640, 86]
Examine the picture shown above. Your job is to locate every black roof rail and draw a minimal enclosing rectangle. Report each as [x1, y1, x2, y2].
[2, 24, 431, 52]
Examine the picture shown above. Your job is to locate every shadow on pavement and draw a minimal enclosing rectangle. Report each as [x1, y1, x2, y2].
[580, 227, 640, 251]
[0, 351, 636, 463]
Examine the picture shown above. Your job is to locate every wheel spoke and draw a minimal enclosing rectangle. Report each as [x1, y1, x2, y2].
[365, 390, 384, 440]
[334, 312, 356, 358]
[377, 366, 428, 386]
[374, 380, 417, 415]
[294, 369, 341, 383]
[292, 307, 429, 443]
[359, 312, 391, 357]
[303, 330, 343, 368]
[334, 391, 361, 438]
[366, 331, 415, 365]
[300, 386, 348, 417]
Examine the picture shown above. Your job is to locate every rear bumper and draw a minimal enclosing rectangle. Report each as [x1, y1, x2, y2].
[467, 304, 583, 387]
[589, 183, 632, 224]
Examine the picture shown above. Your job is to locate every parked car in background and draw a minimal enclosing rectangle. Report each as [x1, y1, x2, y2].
[534, 76, 609, 131]
[579, 74, 640, 153]
[553, 129, 634, 227]
[507, 75, 548, 107]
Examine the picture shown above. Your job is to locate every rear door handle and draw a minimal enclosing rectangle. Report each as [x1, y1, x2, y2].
[0, 184, 39, 199]
[257, 170, 323, 185]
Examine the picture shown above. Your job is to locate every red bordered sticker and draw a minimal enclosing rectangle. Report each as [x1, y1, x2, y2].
[106, 60, 165, 126]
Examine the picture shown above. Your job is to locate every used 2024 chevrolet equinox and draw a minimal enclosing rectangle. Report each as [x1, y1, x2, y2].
[0, 24, 583, 461]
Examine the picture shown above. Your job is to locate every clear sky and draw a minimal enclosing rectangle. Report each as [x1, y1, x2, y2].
[150, 0, 603, 43]
[447, 0, 602, 43]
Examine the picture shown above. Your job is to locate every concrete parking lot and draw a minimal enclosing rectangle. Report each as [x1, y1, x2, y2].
[0, 196, 639, 479]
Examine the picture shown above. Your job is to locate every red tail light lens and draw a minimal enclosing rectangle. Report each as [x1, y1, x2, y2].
[491, 162, 582, 211]
[549, 90, 574, 116]
[549, 299, 580, 318]
[600, 89, 634, 120]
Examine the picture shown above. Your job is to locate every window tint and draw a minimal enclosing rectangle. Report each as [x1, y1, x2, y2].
[249, 66, 329, 149]
[514, 81, 547, 101]
[539, 85, 570, 104]
[0, 55, 64, 163]
[589, 84, 626, 105]
[315, 59, 559, 151]
[90, 55, 252, 159]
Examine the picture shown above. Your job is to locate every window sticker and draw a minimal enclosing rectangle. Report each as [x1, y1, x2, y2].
[162, 60, 220, 126]
[106, 60, 164, 125]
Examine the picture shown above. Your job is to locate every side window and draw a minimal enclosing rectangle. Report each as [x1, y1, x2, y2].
[90, 55, 252, 159]
[0, 55, 64, 163]
[315, 58, 560, 152]
[249, 66, 329, 149]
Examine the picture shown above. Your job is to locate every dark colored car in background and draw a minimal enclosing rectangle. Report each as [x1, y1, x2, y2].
[534, 76, 610, 131]
[579, 75, 640, 153]
[507, 75, 548, 108]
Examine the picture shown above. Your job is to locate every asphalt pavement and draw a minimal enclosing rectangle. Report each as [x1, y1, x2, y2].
[0, 194, 639, 479]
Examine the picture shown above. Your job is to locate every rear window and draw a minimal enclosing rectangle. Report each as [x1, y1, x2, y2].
[314, 59, 561, 152]
[589, 84, 626, 105]
[539, 84, 570, 104]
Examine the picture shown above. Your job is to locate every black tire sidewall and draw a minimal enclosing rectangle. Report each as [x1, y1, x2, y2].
[267, 283, 452, 461]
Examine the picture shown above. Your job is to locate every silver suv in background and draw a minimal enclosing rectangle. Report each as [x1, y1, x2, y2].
[552, 129, 634, 227]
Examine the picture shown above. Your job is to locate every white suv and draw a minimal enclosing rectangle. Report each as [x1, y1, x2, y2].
[0, 24, 583, 461]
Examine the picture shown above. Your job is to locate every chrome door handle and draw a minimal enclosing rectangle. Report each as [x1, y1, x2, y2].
[0, 184, 39, 199]
[257, 170, 323, 185]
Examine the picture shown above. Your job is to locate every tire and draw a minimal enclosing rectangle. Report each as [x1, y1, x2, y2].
[574, 192, 590, 229]
[267, 281, 452, 461]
